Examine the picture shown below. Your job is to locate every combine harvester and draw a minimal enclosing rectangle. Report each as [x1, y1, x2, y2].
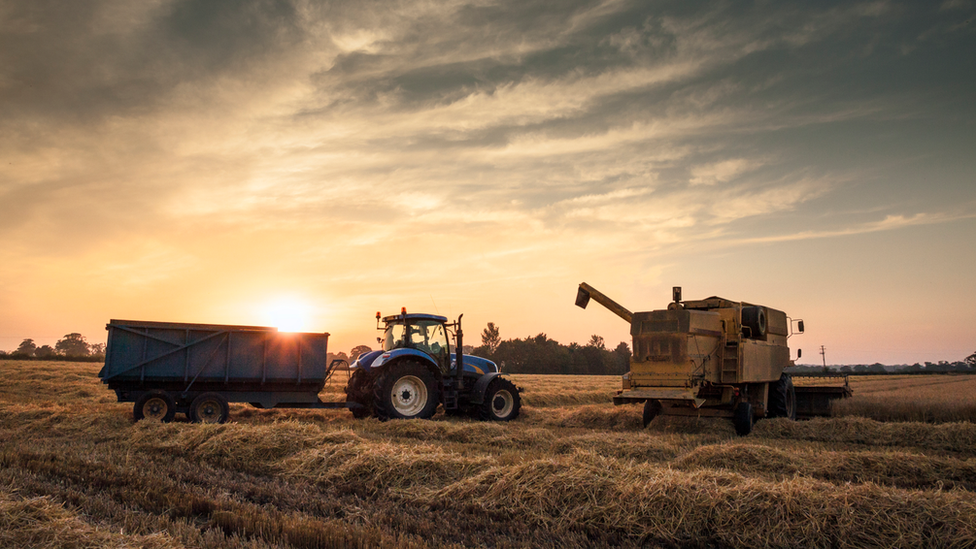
[575, 283, 851, 435]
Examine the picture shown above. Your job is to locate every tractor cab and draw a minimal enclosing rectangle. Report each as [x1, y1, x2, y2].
[379, 312, 451, 373]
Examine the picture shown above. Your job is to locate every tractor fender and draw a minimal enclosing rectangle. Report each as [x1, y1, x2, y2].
[468, 371, 503, 405]
[369, 348, 438, 373]
[350, 350, 384, 372]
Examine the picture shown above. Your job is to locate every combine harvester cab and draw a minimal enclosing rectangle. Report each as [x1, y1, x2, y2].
[575, 283, 850, 435]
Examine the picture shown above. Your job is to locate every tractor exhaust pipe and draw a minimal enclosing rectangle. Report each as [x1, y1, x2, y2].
[455, 314, 464, 388]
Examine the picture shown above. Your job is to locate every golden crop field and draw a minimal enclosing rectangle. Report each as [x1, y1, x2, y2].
[3, 361, 976, 548]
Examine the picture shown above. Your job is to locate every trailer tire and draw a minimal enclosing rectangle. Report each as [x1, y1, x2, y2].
[373, 361, 439, 420]
[768, 374, 797, 420]
[479, 377, 521, 422]
[733, 402, 754, 436]
[742, 306, 766, 338]
[344, 369, 374, 419]
[190, 392, 230, 424]
[133, 390, 176, 423]
[642, 399, 662, 427]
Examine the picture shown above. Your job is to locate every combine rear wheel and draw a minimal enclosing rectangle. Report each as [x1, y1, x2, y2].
[190, 392, 230, 424]
[373, 361, 439, 420]
[642, 399, 662, 427]
[133, 390, 176, 423]
[768, 374, 797, 420]
[479, 377, 521, 421]
[733, 402, 754, 436]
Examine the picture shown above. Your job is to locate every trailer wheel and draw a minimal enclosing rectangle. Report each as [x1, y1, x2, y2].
[733, 402, 754, 436]
[344, 369, 374, 418]
[133, 390, 176, 423]
[642, 399, 662, 428]
[479, 377, 521, 422]
[768, 374, 797, 420]
[190, 392, 230, 424]
[373, 361, 439, 420]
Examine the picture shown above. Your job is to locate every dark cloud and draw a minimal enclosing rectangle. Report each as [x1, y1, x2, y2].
[0, 0, 305, 127]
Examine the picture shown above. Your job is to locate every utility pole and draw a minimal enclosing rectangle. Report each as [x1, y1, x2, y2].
[820, 345, 827, 370]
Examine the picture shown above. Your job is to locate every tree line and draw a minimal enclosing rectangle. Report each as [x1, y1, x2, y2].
[471, 322, 629, 375]
[1, 334, 106, 362]
[788, 354, 976, 375]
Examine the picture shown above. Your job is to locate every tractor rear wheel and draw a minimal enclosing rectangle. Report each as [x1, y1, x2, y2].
[733, 402, 754, 436]
[642, 399, 662, 427]
[373, 361, 439, 420]
[768, 374, 797, 420]
[133, 390, 176, 423]
[479, 377, 521, 421]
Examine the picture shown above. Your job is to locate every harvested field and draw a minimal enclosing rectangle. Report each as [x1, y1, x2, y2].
[3, 361, 976, 548]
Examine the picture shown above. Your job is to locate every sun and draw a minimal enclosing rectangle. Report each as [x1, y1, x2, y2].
[260, 297, 313, 332]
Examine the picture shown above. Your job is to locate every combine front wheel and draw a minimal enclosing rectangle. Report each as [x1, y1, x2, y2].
[768, 374, 797, 420]
[642, 400, 662, 427]
[733, 402, 754, 436]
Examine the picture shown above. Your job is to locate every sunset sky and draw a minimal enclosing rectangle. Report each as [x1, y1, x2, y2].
[2, 0, 974, 365]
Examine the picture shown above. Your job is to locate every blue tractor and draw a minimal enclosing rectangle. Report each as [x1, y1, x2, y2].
[344, 310, 521, 421]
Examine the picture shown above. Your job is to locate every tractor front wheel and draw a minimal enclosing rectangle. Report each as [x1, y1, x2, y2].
[479, 377, 521, 421]
[373, 361, 439, 420]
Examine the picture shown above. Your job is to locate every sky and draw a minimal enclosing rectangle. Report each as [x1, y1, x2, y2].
[1, 0, 974, 365]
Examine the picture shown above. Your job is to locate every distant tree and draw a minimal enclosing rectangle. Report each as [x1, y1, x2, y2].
[587, 334, 606, 350]
[35, 345, 56, 358]
[349, 345, 372, 360]
[89, 342, 106, 356]
[481, 322, 501, 354]
[55, 333, 90, 357]
[966, 352, 976, 369]
[15, 339, 37, 357]
[613, 341, 630, 365]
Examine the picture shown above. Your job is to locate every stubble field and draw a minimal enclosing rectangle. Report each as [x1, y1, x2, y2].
[3, 361, 976, 548]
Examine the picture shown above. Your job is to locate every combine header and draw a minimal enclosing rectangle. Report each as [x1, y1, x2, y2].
[575, 283, 851, 435]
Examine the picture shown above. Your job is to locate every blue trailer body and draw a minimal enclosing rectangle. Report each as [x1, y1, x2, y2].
[100, 319, 349, 422]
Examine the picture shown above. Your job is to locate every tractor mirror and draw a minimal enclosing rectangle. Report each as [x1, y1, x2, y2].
[575, 287, 591, 309]
[797, 320, 804, 333]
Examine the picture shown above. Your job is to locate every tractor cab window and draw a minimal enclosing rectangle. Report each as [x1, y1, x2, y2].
[409, 320, 449, 361]
[383, 323, 406, 351]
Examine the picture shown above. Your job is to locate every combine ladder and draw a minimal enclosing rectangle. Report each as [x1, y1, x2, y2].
[721, 341, 739, 384]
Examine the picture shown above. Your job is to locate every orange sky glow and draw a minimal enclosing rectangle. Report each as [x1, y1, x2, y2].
[1, 0, 974, 365]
